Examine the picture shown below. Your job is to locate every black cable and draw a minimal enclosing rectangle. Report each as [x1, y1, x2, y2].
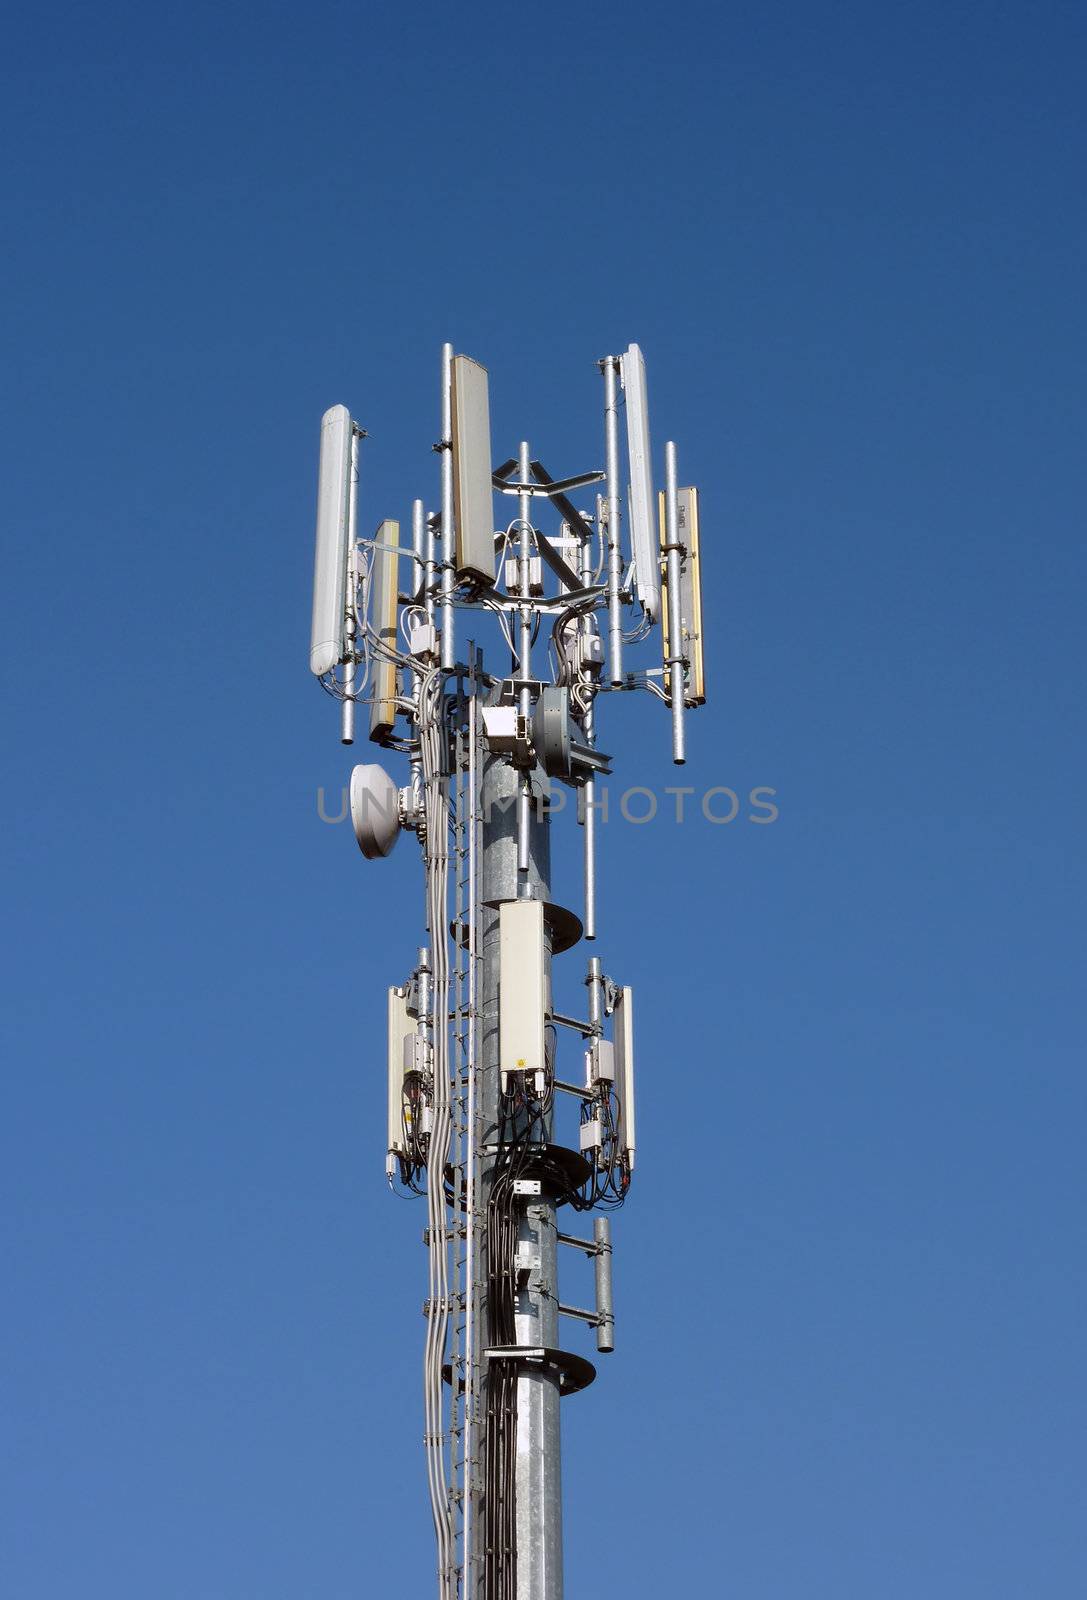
[482, 1076, 550, 1598]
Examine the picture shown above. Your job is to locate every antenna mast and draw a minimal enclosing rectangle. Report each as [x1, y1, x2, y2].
[306, 343, 706, 1600]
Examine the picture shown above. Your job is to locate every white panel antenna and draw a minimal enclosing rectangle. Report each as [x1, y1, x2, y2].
[386, 986, 413, 1174]
[369, 518, 401, 741]
[659, 485, 706, 707]
[499, 899, 546, 1086]
[613, 985, 635, 1171]
[451, 355, 496, 585]
[310, 404, 355, 676]
[619, 344, 660, 623]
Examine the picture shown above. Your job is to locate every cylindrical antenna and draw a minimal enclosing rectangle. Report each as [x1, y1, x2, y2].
[664, 441, 686, 765]
[602, 357, 623, 684]
[341, 430, 360, 745]
[517, 440, 533, 879]
[594, 1216, 615, 1353]
[440, 342, 455, 670]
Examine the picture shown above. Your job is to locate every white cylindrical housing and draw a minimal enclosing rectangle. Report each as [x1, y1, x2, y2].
[620, 343, 660, 624]
[310, 404, 353, 676]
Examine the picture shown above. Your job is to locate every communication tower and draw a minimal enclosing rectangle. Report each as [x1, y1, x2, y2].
[306, 343, 705, 1600]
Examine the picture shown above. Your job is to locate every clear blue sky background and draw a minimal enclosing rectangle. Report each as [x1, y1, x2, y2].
[3, 3, 1084, 1595]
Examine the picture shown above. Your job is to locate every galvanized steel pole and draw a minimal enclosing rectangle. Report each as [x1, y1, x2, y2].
[478, 751, 562, 1600]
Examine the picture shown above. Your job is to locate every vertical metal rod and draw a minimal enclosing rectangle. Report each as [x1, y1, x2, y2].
[586, 956, 604, 1034]
[593, 1216, 614, 1354]
[341, 430, 359, 744]
[441, 342, 456, 669]
[517, 440, 532, 879]
[426, 513, 437, 626]
[413, 497, 425, 605]
[582, 778, 597, 937]
[418, 946, 432, 1040]
[602, 358, 623, 685]
[663, 441, 686, 765]
[462, 666, 479, 1600]
[579, 523, 597, 938]
[594, 490, 605, 583]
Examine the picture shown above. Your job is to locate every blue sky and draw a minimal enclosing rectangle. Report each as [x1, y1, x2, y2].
[2, 2, 1085, 1595]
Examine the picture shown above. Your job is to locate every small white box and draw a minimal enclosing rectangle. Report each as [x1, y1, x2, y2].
[403, 1033, 429, 1076]
[579, 1118, 603, 1153]
[483, 705, 519, 754]
[579, 634, 605, 672]
[408, 618, 438, 659]
[504, 555, 543, 595]
[589, 1038, 615, 1083]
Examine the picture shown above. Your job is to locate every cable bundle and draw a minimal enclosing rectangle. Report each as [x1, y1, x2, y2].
[578, 1084, 630, 1209]
[419, 668, 456, 1600]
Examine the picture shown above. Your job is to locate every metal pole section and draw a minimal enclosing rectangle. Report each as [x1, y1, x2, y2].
[441, 342, 456, 669]
[602, 358, 623, 685]
[586, 955, 603, 1034]
[663, 441, 686, 765]
[593, 1217, 614, 1354]
[413, 497, 426, 605]
[477, 749, 562, 1600]
[514, 1196, 562, 1600]
[579, 522, 597, 938]
[417, 946, 432, 1039]
[462, 677, 479, 1600]
[426, 513, 438, 627]
[517, 441, 533, 880]
[341, 431, 360, 744]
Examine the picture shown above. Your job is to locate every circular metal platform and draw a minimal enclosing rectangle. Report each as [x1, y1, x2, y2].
[482, 898, 584, 955]
[513, 1140, 592, 1204]
[443, 1143, 590, 1211]
[484, 1344, 597, 1396]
